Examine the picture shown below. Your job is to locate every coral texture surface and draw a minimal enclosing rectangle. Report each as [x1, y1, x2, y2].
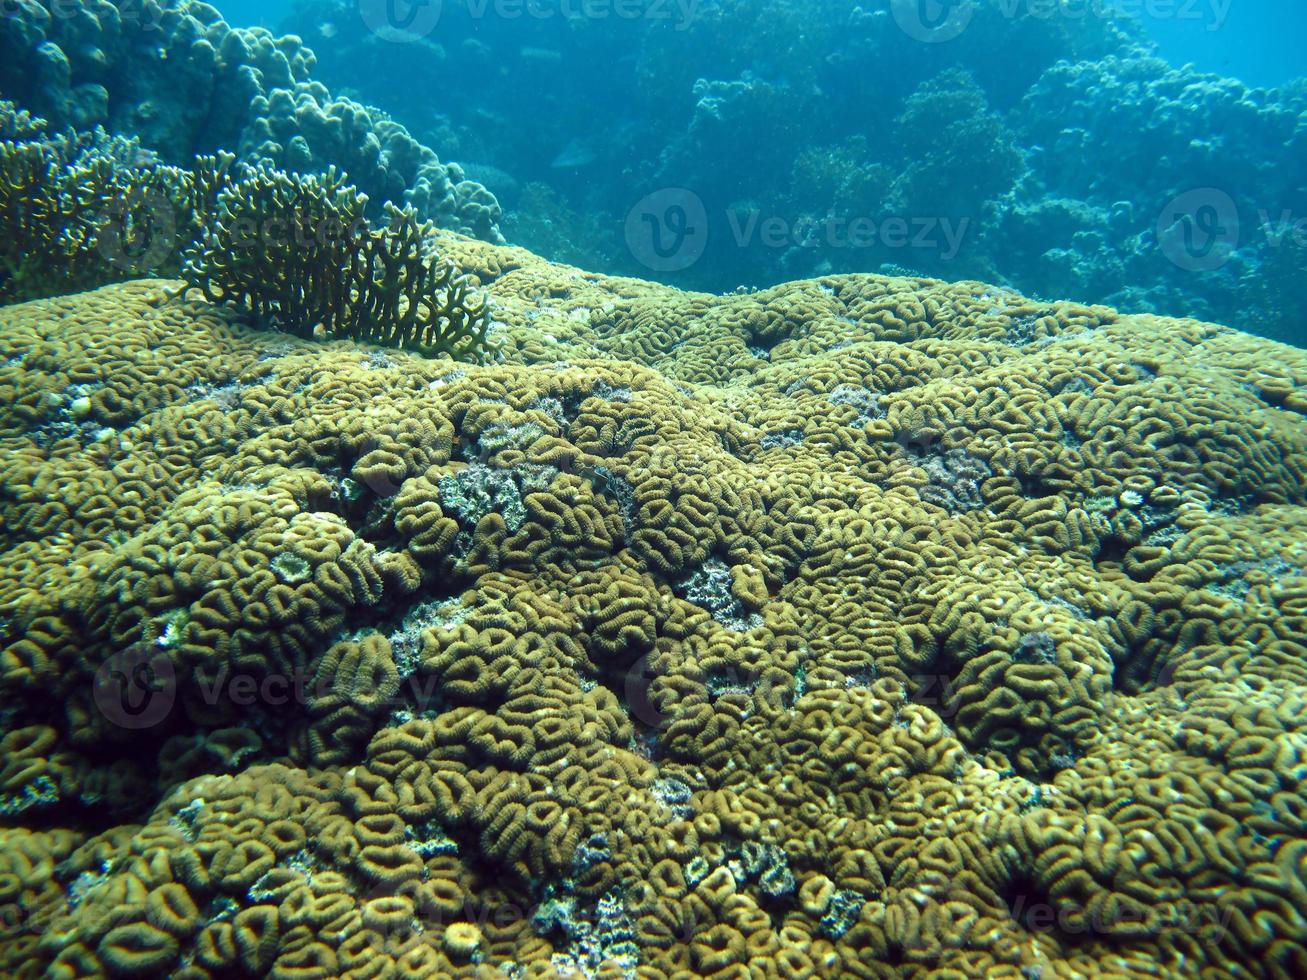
[0, 241, 1305, 978]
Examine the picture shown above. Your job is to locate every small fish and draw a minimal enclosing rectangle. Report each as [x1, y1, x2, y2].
[551, 138, 596, 169]
[578, 465, 612, 495]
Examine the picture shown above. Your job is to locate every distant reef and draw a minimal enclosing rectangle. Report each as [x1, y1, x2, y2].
[285, 0, 1307, 345]
[0, 0, 503, 242]
[0, 239, 1305, 975]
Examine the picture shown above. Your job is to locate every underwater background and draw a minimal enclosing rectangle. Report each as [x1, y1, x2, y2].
[2, 0, 1306, 343]
[1, 1, 1307, 979]
[274, 0, 1307, 347]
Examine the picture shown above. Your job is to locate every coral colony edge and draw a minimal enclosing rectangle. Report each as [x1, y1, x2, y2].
[0, 232, 1306, 978]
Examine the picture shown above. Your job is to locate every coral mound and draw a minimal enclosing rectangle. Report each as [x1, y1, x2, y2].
[0, 244, 1305, 979]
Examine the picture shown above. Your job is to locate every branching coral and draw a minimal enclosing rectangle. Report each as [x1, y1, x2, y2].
[0, 104, 491, 362]
[0, 0, 503, 242]
[181, 165, 493, 360]
[0, 113, 186, 303]
[0, 100, 250, 305]
[0, 100, 46, 142]
[0, 136, 89, 302]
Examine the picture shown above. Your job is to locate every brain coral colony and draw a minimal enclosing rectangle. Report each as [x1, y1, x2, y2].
[1, 199, 1307, 976]
[1, 6, 1307, 980]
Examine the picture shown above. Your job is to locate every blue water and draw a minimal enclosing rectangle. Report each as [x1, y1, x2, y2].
[2, 0, 1305, 344]
[1136, 0, 1307, 88]
[217, 0, 287, 29]
[223, 0, 1307, 89]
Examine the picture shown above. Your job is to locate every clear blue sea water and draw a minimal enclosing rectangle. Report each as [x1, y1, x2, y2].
[223, 0, 1307, 89]
[1134, 0, 1307, 88]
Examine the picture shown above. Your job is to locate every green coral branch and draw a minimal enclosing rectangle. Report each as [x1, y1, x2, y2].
[181, 166, 493, 361]
[0, 98, 492, 362]
[0, 102, 193, 303]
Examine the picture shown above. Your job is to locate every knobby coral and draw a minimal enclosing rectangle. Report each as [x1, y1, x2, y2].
[0, 0, 503, 242]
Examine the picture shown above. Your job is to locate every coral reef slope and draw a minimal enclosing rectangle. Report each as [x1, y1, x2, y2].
[0, 242, 1305, 978]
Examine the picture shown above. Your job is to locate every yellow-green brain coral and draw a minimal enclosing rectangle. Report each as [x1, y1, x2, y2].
[0, 240, 1305, 979]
